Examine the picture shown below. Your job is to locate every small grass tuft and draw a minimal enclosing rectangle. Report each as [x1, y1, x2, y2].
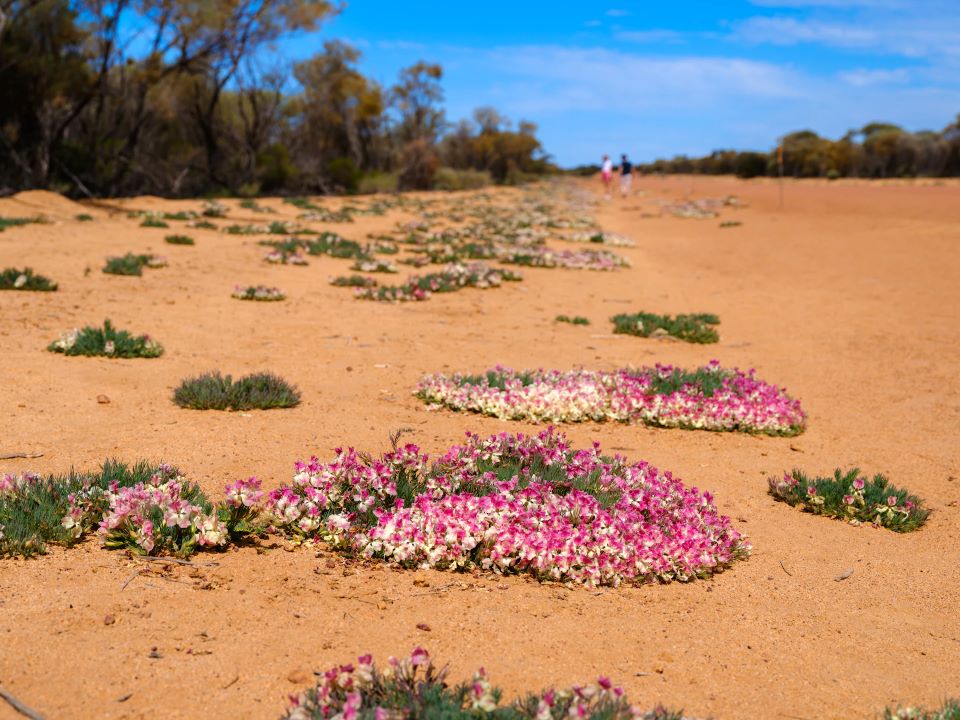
[47, 319, 163, 358]
[612, 311, 720, 343]
[173, 371, 300, 411]
[555, 314, 590, 325]
[165, 234, 195, 245]
[1, 267, 58, 291]
[75, 213, 94, 222]
[719, 220, 742, 228]
[331, 275, 378, 287]
[769, 468, 929, 532]
[140, 217, 169, 228]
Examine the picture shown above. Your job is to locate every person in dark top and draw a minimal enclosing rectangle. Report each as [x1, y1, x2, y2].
[619, 154, 633, 197]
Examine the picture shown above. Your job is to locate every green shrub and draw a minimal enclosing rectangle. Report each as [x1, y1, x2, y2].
[75, 213, 94, 222]
[433, 166, 492, 191]
[331, 275, 378, 287]
[140, 217, 169, 228]
[173, 371, 300, 411]
[0, 267, 57, 291]
[358, 172, 399, 194]
[165, 234, 195, 245]
[769, 468, 929, 532]
[612, 311, 719, 343]
[239, 199, 274, 213]
[826, 168, 841, 181]
[191, 220, 218, 230]
[556, 314, 590, 325]
[0, 216, 42, 232]
[327, 156, 361, 193]
[103, 253, 148, 275]
[0, 460, 172, 557]
[47, 319, 163, 358]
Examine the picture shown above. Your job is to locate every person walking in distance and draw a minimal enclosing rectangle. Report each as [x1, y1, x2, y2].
[601, 154, 613, 199]
[619, 153, 633, 197]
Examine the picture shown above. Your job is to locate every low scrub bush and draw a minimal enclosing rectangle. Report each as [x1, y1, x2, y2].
[165, 234, 195, 245]
[173, 371, 300, 411]
[358, 171, 399, 194]
[769, 468, 929, 532]
[102, 252, 166, 276]
[140, 216, 169, 228]
[239, 199, 274, 213]
[433, 166, 492, 191]
[202, 200, 228, 218]
[268, 427, 749, 585]
[232, 285, 285, 301]
[0, 463, 262, 558]
[47, 319, 163, 358]
[284, 647, 695, 720]
[0, 267, 57, 291]
[417, 361, 806, 435]
[555, 314, 590, 325]
[330, 275, 378, 287]
[75, 213, 94, 222]
[612, 312, 720, 343]
[0, 216, 42, 232]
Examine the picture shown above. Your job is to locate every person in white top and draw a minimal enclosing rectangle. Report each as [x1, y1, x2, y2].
[601, 155, 613, 198]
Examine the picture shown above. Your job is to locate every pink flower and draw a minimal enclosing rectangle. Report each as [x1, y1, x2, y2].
[806, 485, 817, 497]
[410, 647, 429, 667]
[853, 478, 865, 491]
[843, 495, 854, 505]
[887, 495, 897, 506]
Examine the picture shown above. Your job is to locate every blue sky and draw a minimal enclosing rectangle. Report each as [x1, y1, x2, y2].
[280, 0, 960, 166]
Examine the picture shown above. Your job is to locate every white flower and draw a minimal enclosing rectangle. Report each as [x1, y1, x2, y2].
[14, 274, 27, 288]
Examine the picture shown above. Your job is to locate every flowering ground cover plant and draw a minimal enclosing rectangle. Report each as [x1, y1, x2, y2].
[283, 647, 695, 720]
[239, 199, 274, 213]
[0, 267, 57, 291]
[352, 258, 398, 273]
[261, 234, 370, 261]
[416, 362, 806, 435]
[173, 371, 300, 410]
[102, 252, 166, 276]
[48, 319, 163, 358]
[1, 463, 263, 558]
[232, 285, 286, 301]
[201, 200, 228, 218]
[565, 230, 636, 247]
[769, 468, 929, 532]
[354, 263, 521, 302]
[267, 427, 749, 585]
[140, 216, 169, 228]
[884, 700, 960, 720]
[555, 314, 590, 325]
[611, 312, 720, 344]
[165, 234, 195, 245]
[265, 249, 309, 265]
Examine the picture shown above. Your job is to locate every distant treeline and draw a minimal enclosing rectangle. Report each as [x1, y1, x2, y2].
[570, 115, 960, 179]
[651, 117, 960, 179]
[0, 1, 554, 198]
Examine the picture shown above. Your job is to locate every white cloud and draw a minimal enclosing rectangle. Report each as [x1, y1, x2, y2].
[838, 67, 910, 85]
[615, 29, 684, 43]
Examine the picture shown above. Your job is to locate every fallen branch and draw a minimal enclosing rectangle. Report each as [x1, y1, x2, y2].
[0, 452, 43, 460]
[0, 686, 45, 720]
[779, 560, 793, 577]
[121, 570, 141, 591]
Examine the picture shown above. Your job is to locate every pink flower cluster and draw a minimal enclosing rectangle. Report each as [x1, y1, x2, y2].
[355, 262, 520, 302]
[499, 246, 629, 271]
[284, 647, 691, 720]
[266, 428, 749, 585]
[0, 472, 45, 496]
[416, 362, 806, 435]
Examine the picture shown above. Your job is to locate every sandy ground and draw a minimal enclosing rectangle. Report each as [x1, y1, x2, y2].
[0, 175, 958, 720]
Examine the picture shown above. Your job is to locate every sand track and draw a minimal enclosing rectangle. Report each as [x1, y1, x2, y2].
[1, 176, 958, 719]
